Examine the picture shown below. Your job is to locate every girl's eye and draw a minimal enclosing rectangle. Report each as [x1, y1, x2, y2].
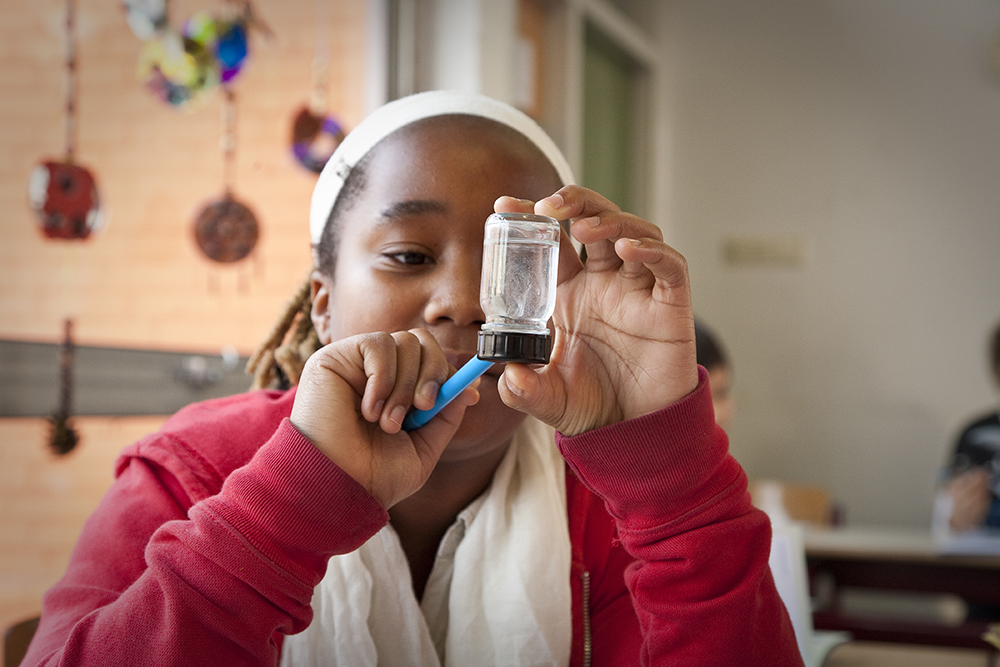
[384, 251, 434, 266]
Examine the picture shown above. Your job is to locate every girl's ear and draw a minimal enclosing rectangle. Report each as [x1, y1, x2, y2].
[310, 270, 333, 345]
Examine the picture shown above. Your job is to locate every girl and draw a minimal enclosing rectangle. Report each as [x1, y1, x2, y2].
[23, 91, 801, 666]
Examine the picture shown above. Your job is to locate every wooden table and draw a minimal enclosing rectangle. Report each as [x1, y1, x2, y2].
[804, 526, 1000, 656]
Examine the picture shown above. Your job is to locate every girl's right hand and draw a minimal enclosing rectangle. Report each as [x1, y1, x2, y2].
[290, 330, 479, 509]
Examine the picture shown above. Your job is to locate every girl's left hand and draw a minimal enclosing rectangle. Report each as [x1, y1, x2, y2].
[494, 186, 699, 436]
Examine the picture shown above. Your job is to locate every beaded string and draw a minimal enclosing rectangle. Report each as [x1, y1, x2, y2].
[64, 0, 77, 164]
[49, 318, 79, 455]
[310, 0, 330, 116]
[220, 85, 237, 197]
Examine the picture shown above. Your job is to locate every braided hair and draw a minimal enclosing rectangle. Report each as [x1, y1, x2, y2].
[245, 271, 321, 389]
[246, 152, 371, 389]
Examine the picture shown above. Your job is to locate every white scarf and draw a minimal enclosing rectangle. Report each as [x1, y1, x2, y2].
[280, 418, 572, 666]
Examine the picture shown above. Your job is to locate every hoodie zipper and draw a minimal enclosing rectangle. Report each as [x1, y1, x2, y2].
[581, 570, 592, 667]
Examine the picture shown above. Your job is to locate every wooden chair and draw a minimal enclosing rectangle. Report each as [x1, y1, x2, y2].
[4, 616, 39, 667]
[749, 479, 835, 527]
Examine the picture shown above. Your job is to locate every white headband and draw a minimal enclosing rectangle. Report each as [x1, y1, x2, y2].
[308, 90, 576, 245]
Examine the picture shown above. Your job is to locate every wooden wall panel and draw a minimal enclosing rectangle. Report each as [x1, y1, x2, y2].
[0, 0, 371, 636]
[0, 417, 168, 631]
[0, 0, 370, 353]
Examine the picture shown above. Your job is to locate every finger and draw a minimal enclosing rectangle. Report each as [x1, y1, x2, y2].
[497, 192, 585, 286]
[572, 210, 664, 263]
[357, 332, 400, 422]
[494, 195, 536, 215]
[496, 364, 570, 429]
[303, 341, 369, 397]
[575, 211, 665, 270]
[614, 237, 691, 298]
[412, 381, 480, 447]
[408, 328, 450, 410]
[555, 225, 585, 284]
[377, 331, 427, 433]
[406, 383, 481, 483]
[535, 185, 621, 222]
[536, 186, 663, 267]
[536, 187, 621, 267]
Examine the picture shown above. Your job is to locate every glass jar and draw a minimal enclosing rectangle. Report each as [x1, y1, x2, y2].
[478, 212, 560, 364]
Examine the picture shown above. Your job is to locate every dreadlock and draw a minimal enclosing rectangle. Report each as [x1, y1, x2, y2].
[246, 270, 321, 389]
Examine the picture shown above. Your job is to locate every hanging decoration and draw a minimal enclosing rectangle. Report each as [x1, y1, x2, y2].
[118, 2, 267, 265]
[29, 162, 102, 240]
[290, 0, 346, 173]
[122, 0, 168, 40]
[49, 318, 80, 456]
[127, 0, 270, 109]
[193, 196, 259, 263]
[192, 85, 260, 263]
[291, 109, 344, 174]
[28, 0, 104, 241]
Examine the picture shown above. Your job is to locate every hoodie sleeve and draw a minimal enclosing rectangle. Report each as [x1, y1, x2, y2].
[22, 419, 387, 667]
[556, 367, 804, 667]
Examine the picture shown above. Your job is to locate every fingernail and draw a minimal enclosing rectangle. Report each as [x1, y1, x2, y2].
[419, 381, 439, 404]
[540, 193, 564, 209]
[373, 400, 385, 416]
[581, 215, 600, 228]
[504, 372, 524, 397]
[388, 405, 407, 426]
[461, 384, 480, 405]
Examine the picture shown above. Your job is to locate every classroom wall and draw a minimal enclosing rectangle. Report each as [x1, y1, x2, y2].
[1, 0, 370, 351]
[659, 0, 1000, 527]
[0, 417, 168, 632]
[0, 0, 370, 631]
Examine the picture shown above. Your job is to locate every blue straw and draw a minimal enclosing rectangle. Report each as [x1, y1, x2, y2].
[402, 356, 494, 431]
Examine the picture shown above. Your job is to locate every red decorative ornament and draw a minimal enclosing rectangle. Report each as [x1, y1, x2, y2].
[28, 161, 103, 240]
[29, 0, 104, 242]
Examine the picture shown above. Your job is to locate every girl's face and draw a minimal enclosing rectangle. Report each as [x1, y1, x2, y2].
[312, 115, 563, 459]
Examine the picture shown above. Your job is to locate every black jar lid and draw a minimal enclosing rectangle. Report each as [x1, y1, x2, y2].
[477, 330, 552, 364]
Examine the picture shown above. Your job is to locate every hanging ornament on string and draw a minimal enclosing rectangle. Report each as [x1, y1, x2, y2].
[122, 0, 168, 40]
[49, 318, 80, 455]
[129, 0, 271, 110]
[290, 0, 346, 174]
[137, 24, 217, 108]
[192, 85, 260, 265]
[28, 0, 104, 241]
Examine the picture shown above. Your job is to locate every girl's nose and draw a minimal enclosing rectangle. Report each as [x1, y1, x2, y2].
[423, 257, 486, 328]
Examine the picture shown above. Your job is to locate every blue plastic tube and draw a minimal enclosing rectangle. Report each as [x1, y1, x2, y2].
[402, 356, 494, 431]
